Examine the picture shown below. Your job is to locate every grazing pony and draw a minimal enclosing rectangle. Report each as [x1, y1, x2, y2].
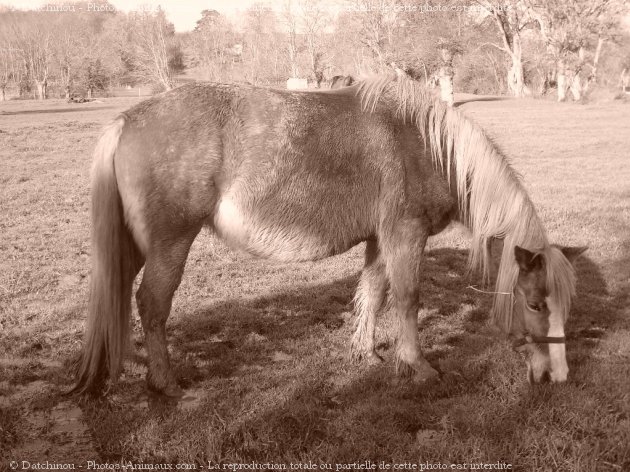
[330, 75, 355, 89]
[73, 75, 584, 396]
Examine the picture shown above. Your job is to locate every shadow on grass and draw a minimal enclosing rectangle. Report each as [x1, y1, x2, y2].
[167, 271, 359, 385]
[454, 96, 512, 107]
[92, 248, 509, 459]
[163, 247, 494, 387]
[0, 106, 115, 116]
[189, 244, 630, 464]
[489, 242, 630, 470]
[112, 241, 629, 464]
[11, 241, 629, 464]
[568, 229, 630, 358]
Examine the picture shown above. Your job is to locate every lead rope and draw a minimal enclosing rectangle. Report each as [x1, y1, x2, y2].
[466, 285, 512, 296]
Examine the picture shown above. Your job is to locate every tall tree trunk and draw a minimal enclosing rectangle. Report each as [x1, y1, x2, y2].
[315, 70, 323, 88]
[65, 64, 71, 99]
[62, 62, 71, 99]
[1, 86, 5, 101]
[590, 36, 604, 82]
[569, 69, 582, 101]
[438, 49, 454, 107]
[487, 4, 530, 98]
[438, 66, 454, 107]
[557, 59, 567, 102]
[586, 37, 604, 93]
[161, 78, 173, 91]
[422, 62, 429, 86]
[507, 35, 530, 97]
[569, 47, 585, 101]
[35, 79, 47, 100]
[287, 29, 299, 78]
[19, 83, 25, 98]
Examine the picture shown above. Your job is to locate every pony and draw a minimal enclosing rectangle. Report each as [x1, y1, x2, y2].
[72, 75, 585, 396]
[330, 75, 355, 89]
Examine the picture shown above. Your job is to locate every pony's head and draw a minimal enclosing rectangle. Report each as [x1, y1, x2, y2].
[510, 245, 587, 383]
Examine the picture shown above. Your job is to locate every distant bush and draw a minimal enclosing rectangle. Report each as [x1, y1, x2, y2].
[455, 55, 505, 95]
[576, 85, 629, 104]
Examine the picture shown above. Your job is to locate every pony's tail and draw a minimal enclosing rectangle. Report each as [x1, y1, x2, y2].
[71, 116, 139, 395]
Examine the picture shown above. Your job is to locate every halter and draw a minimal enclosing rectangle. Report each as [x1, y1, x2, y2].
[510, 289, 566, 349]
[511, 334, 566, 349]
[467, 287, 568, 349]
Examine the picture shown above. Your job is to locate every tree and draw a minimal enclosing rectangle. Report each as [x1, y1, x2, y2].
[81, 59, 109, 97]
[8, 11, 53, 99]
[391, 2, 447, 83]
[328, 0, 400, 75]
[0, 18, 21, 101]
[242, 5, 282, 84]
[436, 39, 463, 106]
[478, 0, 532, 97]
[128, 9, 180, 91]
[527, 0, 627, 101]
[299, 0, 330, 87]
[52, 17, 82, 99]
[282, 0, 301, 78]
[51, 2, 116, 98]
[99, 12, 137, 87]
[355, 0, 398, 70]
[188, 9, 237, 80]
[0, 44, 17, 101]
[395, 1, 475, 101]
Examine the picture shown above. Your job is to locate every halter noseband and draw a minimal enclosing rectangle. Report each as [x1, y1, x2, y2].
[511, 334, 566, 349]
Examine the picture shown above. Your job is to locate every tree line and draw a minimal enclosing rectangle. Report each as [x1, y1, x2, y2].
[0, 2, 184, 100]
[0, 0, 628, 102]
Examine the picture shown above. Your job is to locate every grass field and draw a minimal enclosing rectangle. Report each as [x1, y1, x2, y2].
[1, 93, 629, 471]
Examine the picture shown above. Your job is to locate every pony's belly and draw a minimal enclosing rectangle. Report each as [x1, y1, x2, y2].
[213, 197, 336, 261]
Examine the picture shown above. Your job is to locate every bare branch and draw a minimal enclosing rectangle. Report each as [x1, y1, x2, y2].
[481, 42, 510, 54]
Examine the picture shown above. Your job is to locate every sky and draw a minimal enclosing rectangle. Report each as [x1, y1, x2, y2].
[5, 0, 630, 33]
[3, 0, 259, 31]
[3, 0, 335, 32]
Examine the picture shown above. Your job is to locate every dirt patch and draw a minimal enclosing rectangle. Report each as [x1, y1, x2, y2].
[3, 381, 98, 464]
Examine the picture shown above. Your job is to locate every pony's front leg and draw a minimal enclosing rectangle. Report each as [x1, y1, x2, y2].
[136, 231, 199, 396]
[382, 220, 439, 383]
[351, 239, 388, 364]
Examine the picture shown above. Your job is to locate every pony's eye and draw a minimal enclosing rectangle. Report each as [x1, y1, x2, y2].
[527, 302, 542, 312]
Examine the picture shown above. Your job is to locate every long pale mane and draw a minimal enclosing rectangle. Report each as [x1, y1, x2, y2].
[355, 74, 576, 331]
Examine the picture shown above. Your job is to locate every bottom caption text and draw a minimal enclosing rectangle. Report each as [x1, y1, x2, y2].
[8, 461, 513, 471]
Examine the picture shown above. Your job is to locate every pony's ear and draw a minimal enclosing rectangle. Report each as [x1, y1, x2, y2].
[514, 246, 541, 272]
[560, 246, 588, 265]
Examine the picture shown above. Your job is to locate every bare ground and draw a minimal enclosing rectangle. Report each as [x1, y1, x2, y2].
[1, 94, 629, 470]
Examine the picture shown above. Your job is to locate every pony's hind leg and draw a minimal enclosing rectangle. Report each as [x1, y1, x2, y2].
[136, 228, 201, 396]
[381, 219, 439, 383]
[351, 239, 388, 364]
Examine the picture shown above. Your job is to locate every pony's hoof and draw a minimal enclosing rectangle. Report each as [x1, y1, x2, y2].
[147, 380, 184, 398]
[349, 346, 383, 365]
[401, 359, 440, 384]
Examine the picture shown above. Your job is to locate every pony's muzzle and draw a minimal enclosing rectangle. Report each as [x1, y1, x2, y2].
[549, 366, 569, 383]
[526, 358, 568, 384]
[527, 362, 549, 384]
